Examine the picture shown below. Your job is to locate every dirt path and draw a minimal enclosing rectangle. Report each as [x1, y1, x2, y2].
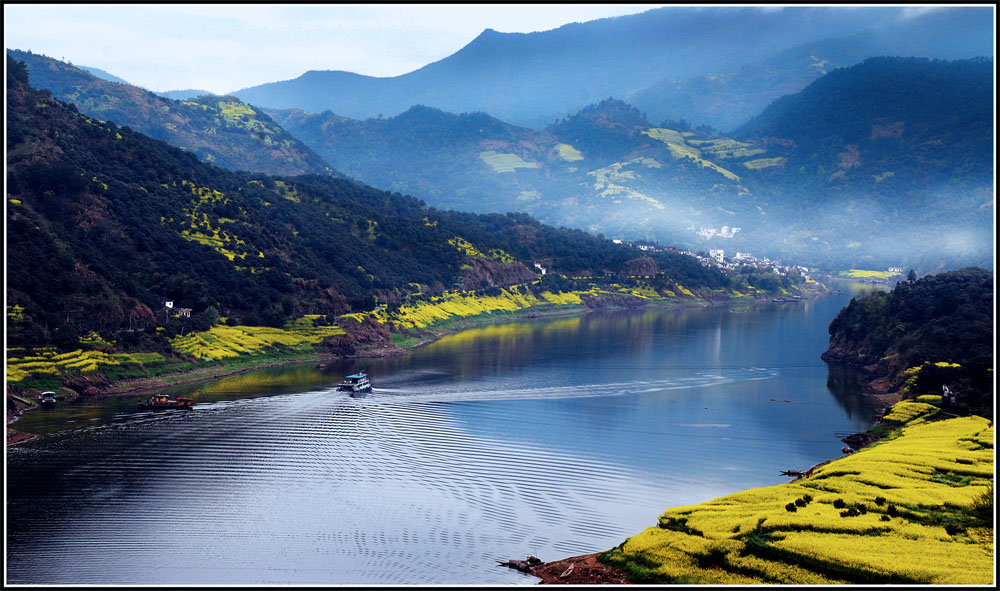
[528, 553, 632, 584]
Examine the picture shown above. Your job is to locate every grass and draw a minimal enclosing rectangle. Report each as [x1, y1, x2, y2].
[605, 403, 994, 584]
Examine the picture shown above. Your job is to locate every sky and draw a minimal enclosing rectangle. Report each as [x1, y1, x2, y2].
[4, 3, 667, 94]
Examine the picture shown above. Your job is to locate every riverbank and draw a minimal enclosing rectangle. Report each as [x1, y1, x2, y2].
[6, 284, 829, 446]
[528, 400, 994, 584]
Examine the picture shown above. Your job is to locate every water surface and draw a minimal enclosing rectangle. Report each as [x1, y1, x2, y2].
[6, 292, 879, 584]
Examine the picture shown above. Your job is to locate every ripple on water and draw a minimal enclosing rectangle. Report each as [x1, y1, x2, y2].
[7, 333, 866, 587]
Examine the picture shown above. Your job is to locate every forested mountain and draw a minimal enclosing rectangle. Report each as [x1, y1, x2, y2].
[270, 99, 763, 250]
[823, 267, 993, 413]
[732, 57, 993, 266]
[6, 56, 728, 352]
[269, 57, 993, 270]
[7, 50, 334, 177]
[233, 6, 991, 129]
[626, 8, 995, 133]
[270, 105, 539, 212]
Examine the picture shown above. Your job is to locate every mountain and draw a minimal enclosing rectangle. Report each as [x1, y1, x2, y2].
[232, 6, 993, 128]
[270, 105, 541, 212]
[158, 89, 215, 100]
[269, 57, 994, 269]
[269, 99, 764, 251]
[731, 56, 994, 267]
[78, 65, 132, 86]
[6, 55, 730, 352]
[627, 7, 995, 133]
[7, 49, 334, 177]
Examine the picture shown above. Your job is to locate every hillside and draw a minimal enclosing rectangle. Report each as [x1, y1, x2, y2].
[8, 49, 334, 177]
[547, 402, 993, 584]
[733, 57, 994, 268]
[269, 99, 769, 251]
[7, 55, 742, 372]
[821, 267, 993, 414]
[627, 8, 995, 133]
[268, 57, 993, 270]
[232, 6, 995, 128]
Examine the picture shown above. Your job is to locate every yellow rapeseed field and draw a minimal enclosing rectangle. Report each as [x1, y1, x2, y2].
[605, 403, 994, 584]
[169, 320, 345, 361]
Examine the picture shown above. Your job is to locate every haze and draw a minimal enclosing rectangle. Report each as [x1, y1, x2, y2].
[3, 3, 665, 95]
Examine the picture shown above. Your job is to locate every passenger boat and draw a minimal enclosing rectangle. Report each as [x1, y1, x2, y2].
[138, 394, 194, 409]
[337, 370, 372, 395]
[39, 391, 57, 406]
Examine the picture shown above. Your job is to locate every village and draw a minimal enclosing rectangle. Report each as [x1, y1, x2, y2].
[612, 238, 908, 286]
[613, 238, 812, 280]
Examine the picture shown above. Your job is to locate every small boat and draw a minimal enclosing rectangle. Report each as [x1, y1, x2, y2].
[39, 391, 57, 406]
[138, 394, 194, 409]
[337, 370, 372, 395]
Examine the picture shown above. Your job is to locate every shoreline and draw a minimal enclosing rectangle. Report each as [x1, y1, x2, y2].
[526, 384, 910, 585]
[5, 287, 830, 445]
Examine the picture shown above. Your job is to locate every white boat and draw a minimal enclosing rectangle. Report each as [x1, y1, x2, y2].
[337, 370, 372, 395]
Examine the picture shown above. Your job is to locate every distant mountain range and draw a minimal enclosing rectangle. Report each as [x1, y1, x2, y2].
[232, 6, 992, 130]
[268, 57, 993, 269]
[9, 50, 333, 177]
[7, 5, 993, 270]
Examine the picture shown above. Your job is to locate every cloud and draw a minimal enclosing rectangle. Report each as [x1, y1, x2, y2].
[899, 6, 949, 19]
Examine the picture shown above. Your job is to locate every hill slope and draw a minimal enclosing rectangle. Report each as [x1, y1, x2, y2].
[269, 58, 994, 269]
[627, 8, 995, 133]
[594, 405, 993, 584]
[7, 56, 733, 357]
[732, 56, 994, 267]
[8, 49, 335, 177]
[269, 100, 765, 250]
[822, 267, 993, 413]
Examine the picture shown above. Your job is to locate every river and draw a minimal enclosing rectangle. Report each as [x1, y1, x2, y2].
[6, 288, 881, 584]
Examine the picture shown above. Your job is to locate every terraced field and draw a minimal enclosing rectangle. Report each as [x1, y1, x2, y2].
[478, 150, 541, 173]
[601, 400, 994, 584]
[642, 128, 741, 181]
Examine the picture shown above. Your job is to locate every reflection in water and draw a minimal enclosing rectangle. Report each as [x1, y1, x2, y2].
[826, 364, 882, 422]
[7, 293, 878, 585]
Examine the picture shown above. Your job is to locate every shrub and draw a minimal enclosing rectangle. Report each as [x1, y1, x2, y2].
[969, 483, 993, 526]
[785, 503, 798, 512]
[833, 498, 847, 509]
[945, 524, 966, 536]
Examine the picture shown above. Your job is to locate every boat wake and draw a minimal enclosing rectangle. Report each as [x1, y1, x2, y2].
[344, 367, 778, 405]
